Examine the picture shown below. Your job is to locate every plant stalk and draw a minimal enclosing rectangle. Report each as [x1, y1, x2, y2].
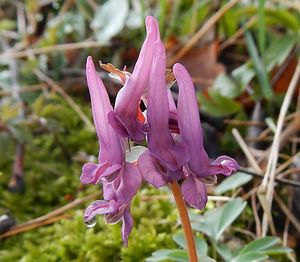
[170, 181, 198, 262]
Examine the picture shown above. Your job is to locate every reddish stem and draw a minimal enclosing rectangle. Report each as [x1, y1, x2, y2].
[170, 181, 198, 262]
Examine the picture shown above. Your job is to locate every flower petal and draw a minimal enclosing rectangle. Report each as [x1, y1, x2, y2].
[115, 163, 142, 203]
[105, 203, 127, 224]
[80, 162, 121, 184]
[137, 150, 170, 188]
[112, 16, 159, 141]
[121, 206, 134, 247]
[168, 169, 185, 181]
[174, 63, 210, 175]
[86, 56, 123, 165]
[83, 199, 122, 222]
[102, 179, 116, 200]
[107, 111, 132, 138]
[207, 155, 239, 176]
[147, 43, 189, 171]
[199, 175, 217, 185]
[167, 89, 177, 114]
[181, 176, 207, 210]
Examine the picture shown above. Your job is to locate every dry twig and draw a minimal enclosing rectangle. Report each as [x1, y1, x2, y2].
[274, 193, 300, 233]
[0, 192, 100, 239]
[0, 41, 102, 60]
[260, 59, 300, 236]
[167, 0, 240, 66]
[34, 69, 95, 132]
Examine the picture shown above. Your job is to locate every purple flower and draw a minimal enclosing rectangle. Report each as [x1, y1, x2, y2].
[83, 199, 133, 246]
[138, 42, 190, 188]
[174, 63, 239, 209]
[81, 57, 142, 244]
[81, 57, 142, 200]
[81, 16, 239, 247]
[108, 16, 160, 142]
[80, 57, 123, 184]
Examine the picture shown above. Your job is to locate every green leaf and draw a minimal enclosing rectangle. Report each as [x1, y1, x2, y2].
[265, 9, 300, 32]
[92, 0, 129, 43]
[231, 34, 298, 91]
[199, 90, 242, 117]
[173, 233, 187, 249]
[172, 233, 208, 256]
[214, 172, 252, 195]
[146, 249, 176, 261]
[164, 250, 189, 261]
[148, 250, 215, 262]
[263, 247, 293, 255]
[237, 7, 300, 32]
[257, 0, 266, 55]
[176, 0, 210, 36]
[213, 199, 247, 241]
[232, 63, 255, 91]
[146, 249, 188, 262]
[195, 237, 208, 256]
[221, 7, 238, 37]
[192, 198, 247, 242]
[216, 244, 233, 262]
[244, 30, 272, 99]
[197, 256, 216, 262]
[232, 252, 268, 262]
[239, 237, 280, 254]
[265, 35, 298, 71]
[213, 73, 241, 98]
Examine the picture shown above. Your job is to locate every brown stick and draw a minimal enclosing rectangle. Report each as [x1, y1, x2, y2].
[0, 215, 68, 239]
[224, 119, 265, 127]
[274, 193, 300, 233]
[34, 69, 94, 131]
[167, 0, 240, 66]
[0, 83, 47, 97]
[0, 41, 103, 59]
[0, 192, 101, 239]
[220, 16, 257, 50]
[260, 59, 300, 236]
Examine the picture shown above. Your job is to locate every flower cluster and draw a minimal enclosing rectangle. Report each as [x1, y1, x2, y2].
[81, 16, 239, 246]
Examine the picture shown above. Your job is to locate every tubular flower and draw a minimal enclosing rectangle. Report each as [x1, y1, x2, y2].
[81, 57, 141, 245]
[108, 16, 160, 142]
[80, 57, 123, 184]
[81, 15, 239, 247]
[138, 42, 189, 188]
[174, 63, 239, 209]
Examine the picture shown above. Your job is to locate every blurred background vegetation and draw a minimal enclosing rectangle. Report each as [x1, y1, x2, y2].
[0, 0, 299, 261]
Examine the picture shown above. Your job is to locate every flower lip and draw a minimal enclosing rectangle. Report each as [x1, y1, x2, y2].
[80, 162, 122, 185]
[105, 204, 127, 224]
[208, 155, 239, 176]
[83, 199, 122, 223]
